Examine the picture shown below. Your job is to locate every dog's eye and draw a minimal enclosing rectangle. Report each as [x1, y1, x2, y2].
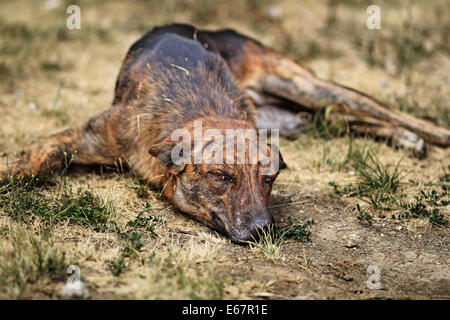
[208, 171, 231, 182]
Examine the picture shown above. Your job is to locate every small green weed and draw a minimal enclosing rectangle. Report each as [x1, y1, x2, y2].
[106, 203, 166, 276]
[329, 144, 406, 210]
[280, 217, 315, 242]
[394, 189, 449, 226]
[355, 203, 373, 226]
[126, 177, 150, 198]
[126, 203, 166, 237]
[311, 106, 348, 140]
[107, 255, 126, 277]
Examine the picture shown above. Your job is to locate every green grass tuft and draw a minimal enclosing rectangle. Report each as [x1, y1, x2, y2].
[0, 232, 68, 299]
[0, 177, 115, 232]
[329, 143, 406, 210]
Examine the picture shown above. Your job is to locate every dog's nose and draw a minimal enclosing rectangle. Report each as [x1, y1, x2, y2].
[248, 214, 275, 241]
[231, 210, 275, 244]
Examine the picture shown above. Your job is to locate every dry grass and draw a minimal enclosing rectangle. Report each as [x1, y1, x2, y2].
[0, 0, 449, 299]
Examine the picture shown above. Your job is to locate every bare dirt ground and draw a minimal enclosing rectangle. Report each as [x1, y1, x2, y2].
[0, 0, 448, 299]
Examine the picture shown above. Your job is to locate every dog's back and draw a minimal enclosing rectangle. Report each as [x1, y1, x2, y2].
[113, 30, 255, 134]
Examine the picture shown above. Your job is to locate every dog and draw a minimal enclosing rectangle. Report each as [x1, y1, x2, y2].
[1, 24, 449, 243]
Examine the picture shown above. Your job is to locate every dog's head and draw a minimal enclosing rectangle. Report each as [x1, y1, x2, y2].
[149, 119, 286, 244]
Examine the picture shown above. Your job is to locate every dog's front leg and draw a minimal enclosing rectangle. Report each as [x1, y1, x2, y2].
[0, 107, 121, 185]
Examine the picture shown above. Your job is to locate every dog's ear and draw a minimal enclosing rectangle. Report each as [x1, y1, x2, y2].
[268, 143, 287, 171]
[278, 150, 287, 170]
[260, 143, 287, 175]
[149, 138, 188, 175]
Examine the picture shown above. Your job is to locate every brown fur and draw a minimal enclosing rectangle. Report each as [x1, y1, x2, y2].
[1, 23, 449, 242]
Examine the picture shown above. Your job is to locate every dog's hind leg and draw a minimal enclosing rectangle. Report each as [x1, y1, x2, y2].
[0, 108, 121, 185]
[246, 89, 311, 139]
[249, 56, 449, 149]
[196, 28, 450, 155]
[251, 92, 427, 158]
